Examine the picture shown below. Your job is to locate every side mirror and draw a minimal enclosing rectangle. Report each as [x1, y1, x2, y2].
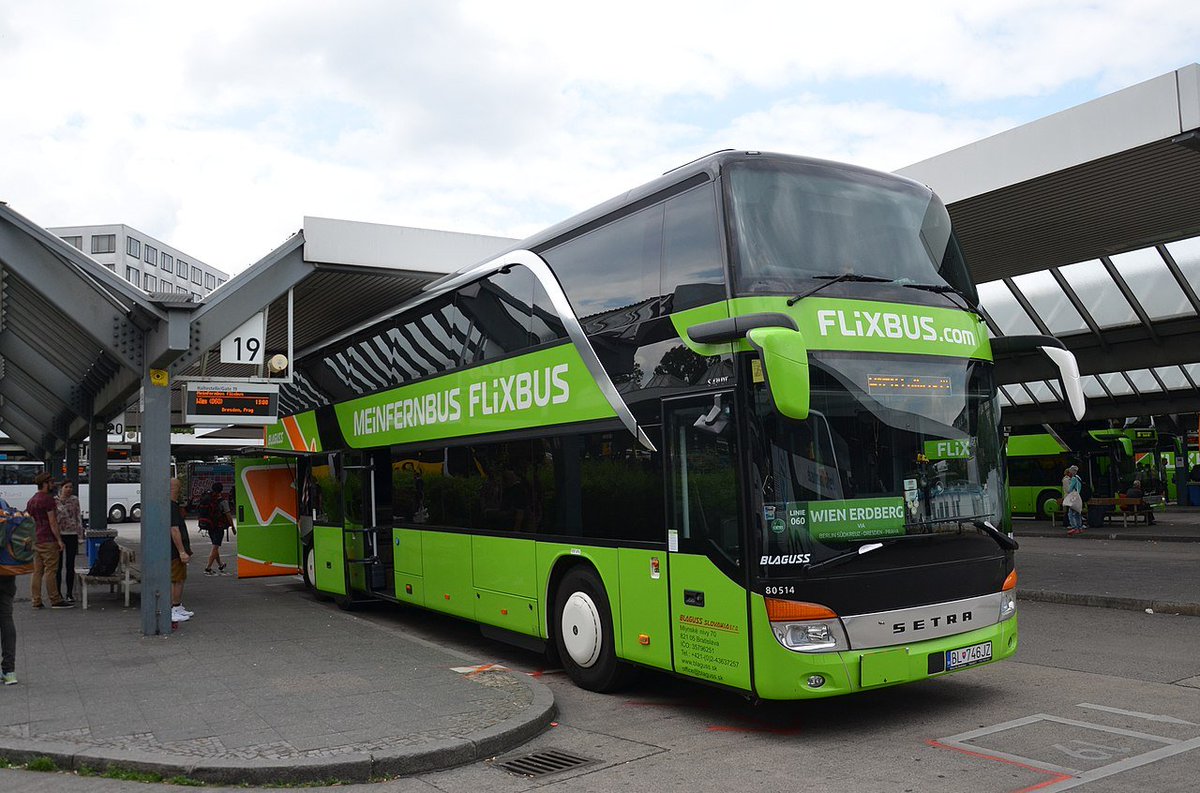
[745, 327, 810, 421]
[1036, 346, 1085, 421]
[990, 335, 1086, 422]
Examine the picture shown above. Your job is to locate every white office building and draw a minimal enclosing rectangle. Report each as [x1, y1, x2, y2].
[47, 223, 229, 300]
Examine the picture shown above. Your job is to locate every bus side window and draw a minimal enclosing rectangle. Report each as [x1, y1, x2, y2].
[541, 203, 664, 332]
[661, 182, 726, 312]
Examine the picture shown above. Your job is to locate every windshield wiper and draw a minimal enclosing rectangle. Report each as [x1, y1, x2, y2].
[901, 282, 984, 318]
[787, 273, 893, 306]
[802, 518, 1016, 575]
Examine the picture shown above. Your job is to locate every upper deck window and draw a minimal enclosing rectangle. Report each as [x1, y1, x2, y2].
[726, 159, 976, 304]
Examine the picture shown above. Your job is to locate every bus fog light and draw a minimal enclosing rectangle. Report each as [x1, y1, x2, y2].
[999, 591, 1016, 620]
[807, 675, 825, 688]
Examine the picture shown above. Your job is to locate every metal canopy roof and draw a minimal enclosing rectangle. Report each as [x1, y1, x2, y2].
[173, 217, 515, 385]
[898, 64, 1200, 425]
[0, 208, 513, 456]
[0, 202, 166, 458]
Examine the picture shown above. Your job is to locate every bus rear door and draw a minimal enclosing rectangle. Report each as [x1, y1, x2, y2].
[234, 456, 301, 577]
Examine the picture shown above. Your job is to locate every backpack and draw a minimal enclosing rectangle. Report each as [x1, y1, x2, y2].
[88, 539, 121, 576]
[196, 492, 217, 530]
[0, 501, 35, 575]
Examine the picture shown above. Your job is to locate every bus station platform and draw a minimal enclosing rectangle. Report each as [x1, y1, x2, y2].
[0, 524, 554, 786]
[1, 514, 1197, 785]
[1015, 505, 1200, 616]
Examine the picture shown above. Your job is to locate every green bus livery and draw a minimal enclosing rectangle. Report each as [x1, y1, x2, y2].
[236, 151, 1076, 700]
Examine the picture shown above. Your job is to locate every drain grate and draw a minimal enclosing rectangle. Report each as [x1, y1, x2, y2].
[493, 749, 595, 777]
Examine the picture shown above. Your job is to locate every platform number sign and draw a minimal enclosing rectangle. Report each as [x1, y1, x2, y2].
[221, 313, 266, 365]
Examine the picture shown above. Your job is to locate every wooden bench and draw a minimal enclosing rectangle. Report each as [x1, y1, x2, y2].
[1057, 496, 1161, 527]
[77, 547, 141, 609]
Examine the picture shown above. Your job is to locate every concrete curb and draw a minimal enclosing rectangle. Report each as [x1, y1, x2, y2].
[1021, 589, 1200, 617]
[1016, 529, 1200, 543]
[0, 673, 556, 786]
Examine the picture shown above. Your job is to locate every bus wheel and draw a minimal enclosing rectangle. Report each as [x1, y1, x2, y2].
[304, 545, 331, 602]
[1036, 491, 1059, 520]
[302, 544, 317, 590]
[554, 567, 632, 693]
[130, 503, 142, 522]
[108, 504, 126, 524]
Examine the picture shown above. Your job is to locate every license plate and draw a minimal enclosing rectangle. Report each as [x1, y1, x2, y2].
[945, 641, 992, 670]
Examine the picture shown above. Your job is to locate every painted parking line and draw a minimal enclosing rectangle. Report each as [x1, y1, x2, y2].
[931, 710, 1200, 792]
[1076, 702, 1196, 726]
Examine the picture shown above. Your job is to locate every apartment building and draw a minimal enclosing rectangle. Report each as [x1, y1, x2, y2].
[47, 224, 229, 300]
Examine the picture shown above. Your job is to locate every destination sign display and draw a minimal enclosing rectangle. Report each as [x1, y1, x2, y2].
[184, 383, 279, 426]
[867, 374, 953, 395]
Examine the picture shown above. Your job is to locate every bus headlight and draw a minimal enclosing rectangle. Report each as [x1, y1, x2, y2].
[999, 569, 1017, 620]
[999, 590, 1016, 620]
[765, 598, 848, 653]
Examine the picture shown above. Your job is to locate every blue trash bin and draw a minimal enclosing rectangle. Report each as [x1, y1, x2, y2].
[84, 529, 119, 566]
[1188, 483, 1200, 507]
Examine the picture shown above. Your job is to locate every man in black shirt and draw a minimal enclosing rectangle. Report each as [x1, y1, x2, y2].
[169, 478, 194, 622]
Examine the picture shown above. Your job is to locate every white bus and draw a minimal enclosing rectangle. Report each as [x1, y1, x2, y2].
[0, 460, 161, 523]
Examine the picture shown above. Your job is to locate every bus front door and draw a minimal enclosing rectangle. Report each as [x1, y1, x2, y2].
[663, 395, 753, 692]
[234, 456, 301, 578]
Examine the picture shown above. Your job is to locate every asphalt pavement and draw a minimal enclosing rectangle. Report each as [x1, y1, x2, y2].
[0, 508, 1196, 785]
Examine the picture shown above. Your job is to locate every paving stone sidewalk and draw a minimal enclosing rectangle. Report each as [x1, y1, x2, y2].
[0, 537, 554, 785]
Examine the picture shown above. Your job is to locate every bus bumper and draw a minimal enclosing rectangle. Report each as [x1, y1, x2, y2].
[751, 607, 1019, 700]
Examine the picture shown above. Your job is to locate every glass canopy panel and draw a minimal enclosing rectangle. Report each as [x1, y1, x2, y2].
[1164, 236, 1200, 284]
[976, 280, 1040, 335]
[1097, 372, 1135, 396]
[1009, 270, 1087, 334]
[1024, 381, 1058, 403]
[1057, 260, 1137, 328]
[1110, 247, 1193, 321]
[997, 388, 1012, 407]
[1005, 385, 1034, 405]
[1183, 363, 1200, 384]
[1125, 369, 1162, 393]
[1082, 375, 1109, 398]
[1153, 366, 1190, 390]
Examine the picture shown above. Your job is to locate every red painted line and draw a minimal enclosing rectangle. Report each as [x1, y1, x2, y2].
[927, 739, 1073, 793]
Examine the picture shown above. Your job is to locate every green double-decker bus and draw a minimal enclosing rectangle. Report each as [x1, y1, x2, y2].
[237, 151, 1049, 699]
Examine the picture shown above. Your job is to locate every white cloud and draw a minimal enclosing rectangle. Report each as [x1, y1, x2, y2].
[0, 1, 1197, 272]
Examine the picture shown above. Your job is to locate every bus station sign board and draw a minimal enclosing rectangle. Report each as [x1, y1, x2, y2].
[185, 382, 279, 426]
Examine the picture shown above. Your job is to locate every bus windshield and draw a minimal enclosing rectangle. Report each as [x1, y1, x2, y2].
[726, 158, 976, 302]
[749, 352, 1005, 575]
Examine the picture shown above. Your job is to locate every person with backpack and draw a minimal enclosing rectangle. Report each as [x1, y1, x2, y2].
[199, 482, 235, 576]
[1, 496, 34, 685]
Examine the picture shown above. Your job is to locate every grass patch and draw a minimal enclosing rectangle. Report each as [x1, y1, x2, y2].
[77, 764, 97, 776]
[0, 757, 11, 769]
[26, 756, 58, 772]
[166, 775, 206, 786]
[101, 766, 163, 783]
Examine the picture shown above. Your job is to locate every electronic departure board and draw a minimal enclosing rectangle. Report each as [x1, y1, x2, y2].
[184, 383, 279, 425]
[866, 374, 953, 395]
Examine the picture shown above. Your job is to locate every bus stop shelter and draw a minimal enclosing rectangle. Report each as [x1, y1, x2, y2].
[898, 63, 1200, 427]
[0, 206, 510, 635]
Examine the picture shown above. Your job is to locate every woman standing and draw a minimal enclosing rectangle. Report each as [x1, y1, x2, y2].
[55, 480, 83, 604]
[1062, 465, 1085, 536]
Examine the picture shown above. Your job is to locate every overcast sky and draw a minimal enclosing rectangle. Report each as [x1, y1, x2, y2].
[1, 1, 1198, 275]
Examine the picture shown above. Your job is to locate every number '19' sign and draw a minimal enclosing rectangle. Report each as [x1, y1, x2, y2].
[220, 312, 266, 365]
